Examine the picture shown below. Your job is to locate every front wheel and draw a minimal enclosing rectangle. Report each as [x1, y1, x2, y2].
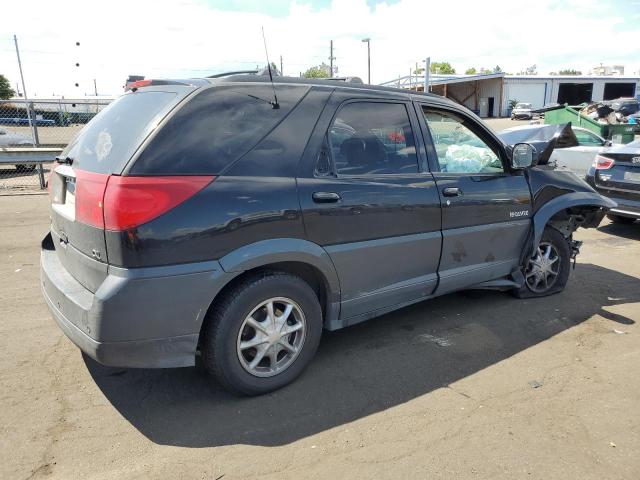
[200, 272, 322, 396]
[514, 227, 571, 298]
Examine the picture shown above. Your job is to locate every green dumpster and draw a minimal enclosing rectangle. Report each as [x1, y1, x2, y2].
[544, 106, 635, 144]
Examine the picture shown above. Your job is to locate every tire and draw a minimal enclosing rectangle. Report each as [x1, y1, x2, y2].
[200, 272, 322, 396]
[607, 214, 636, 225]
[514, 227, 571, 299]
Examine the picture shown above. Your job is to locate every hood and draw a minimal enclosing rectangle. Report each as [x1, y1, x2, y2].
[499, 123, 578, 165]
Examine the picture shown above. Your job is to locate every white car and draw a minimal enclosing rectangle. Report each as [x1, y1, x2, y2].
[501, 125, 612, 177]
[0, 127, 36, 171]
[549, 127, 612, 177]
[511, 103, 534, 120]
[0, 127, 33, 147]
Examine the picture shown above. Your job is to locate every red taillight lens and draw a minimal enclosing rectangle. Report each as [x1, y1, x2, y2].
[594, 154, 615, 170]
[75, 170, 109, 228]
[103, 176, 214, 231]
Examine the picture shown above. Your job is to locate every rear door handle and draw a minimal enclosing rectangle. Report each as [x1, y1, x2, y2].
[442, 187, 462, 197]
[312, 192, 341, 203]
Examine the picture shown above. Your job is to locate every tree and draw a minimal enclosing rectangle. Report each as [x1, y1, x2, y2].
[493, 65, 502, 73]
[558, 69, 582, 75]
[0, 74, 15, 100]
[464, 67, 477, 75]
[302, 62, 330, 79]
[430, 61, 455, 74]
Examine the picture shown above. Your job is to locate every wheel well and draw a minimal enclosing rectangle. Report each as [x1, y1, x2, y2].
[197, 261, 331, 349]
[548, 205, 603, 237]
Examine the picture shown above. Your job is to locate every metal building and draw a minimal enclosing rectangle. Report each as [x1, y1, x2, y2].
[380, 73, 640, 118]
[501, 75, 639, 116]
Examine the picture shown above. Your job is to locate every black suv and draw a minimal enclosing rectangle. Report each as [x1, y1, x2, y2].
[41, 75, 614, 395]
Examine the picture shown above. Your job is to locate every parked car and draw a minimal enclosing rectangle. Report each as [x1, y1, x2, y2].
[511, 103, 534, 120]
[0, 127, 36, 171]
[585, 140, 640, 224]
[500, 124, 613, 177]
[41, 75, 614, 395]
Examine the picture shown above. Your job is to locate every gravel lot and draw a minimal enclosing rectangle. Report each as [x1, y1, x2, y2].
[1, 194, 639, 480]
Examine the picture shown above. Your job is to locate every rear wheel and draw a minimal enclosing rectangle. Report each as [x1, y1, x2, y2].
[514, 227, 571, 298]
[200, 272, 322, 396]
[607, 214, 636, 225]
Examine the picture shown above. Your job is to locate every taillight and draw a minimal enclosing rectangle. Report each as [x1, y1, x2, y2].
[75, 170, 109, 228]
[594, 154, 615, 170]
[103, 176, 214, 231]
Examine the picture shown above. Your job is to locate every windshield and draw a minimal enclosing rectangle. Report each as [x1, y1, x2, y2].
[61, 91, 178, 174]
[515, 103, 532, 109]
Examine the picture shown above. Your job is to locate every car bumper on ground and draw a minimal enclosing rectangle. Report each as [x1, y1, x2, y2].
[40, 233, 233, 368]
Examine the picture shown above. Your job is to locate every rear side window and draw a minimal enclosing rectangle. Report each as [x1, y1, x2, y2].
[327, 102, 418, 176]
[61, 91, 178, 174]
[131, 85, 308, 175]
[574, 129, 603, 146]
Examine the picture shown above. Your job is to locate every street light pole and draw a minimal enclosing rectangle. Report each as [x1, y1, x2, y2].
[362, 38, 370, 84]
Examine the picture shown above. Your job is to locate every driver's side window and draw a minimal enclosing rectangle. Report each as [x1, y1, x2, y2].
[423, 109, 504, 174]
[326, 102, 418, 176]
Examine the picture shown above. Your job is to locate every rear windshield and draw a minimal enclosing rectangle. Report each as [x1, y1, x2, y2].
[129, 84, 308, 175]
[61, 91, 178, 174]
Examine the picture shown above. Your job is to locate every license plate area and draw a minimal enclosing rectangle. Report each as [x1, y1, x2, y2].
[624, 171, 640, 183]
[51, 165, 76, 221]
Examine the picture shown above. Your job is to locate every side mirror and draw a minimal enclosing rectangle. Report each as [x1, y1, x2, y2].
[511, 143, 536, 169]
[604, 140, 612, 147]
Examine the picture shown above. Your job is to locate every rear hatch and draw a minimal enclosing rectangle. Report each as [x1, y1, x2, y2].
[594, 152, 640, 194]
[48, 87, 192, 292]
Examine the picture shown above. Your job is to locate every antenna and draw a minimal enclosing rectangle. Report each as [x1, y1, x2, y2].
[261, 27, 279, 109]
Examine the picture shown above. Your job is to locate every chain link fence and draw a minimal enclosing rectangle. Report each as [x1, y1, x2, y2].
[0, 99, 112, 193]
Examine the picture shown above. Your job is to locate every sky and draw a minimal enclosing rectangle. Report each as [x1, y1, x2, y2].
[1, 0, 639, 98]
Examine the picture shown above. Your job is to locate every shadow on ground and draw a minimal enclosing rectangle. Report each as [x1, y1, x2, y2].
[85, 263, 638, 448]
[598, 221, 640, 241]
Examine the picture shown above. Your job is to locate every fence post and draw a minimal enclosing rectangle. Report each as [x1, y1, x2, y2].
[28, 102, 46, 189]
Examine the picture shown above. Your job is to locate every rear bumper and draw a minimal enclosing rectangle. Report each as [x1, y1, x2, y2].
[586, 176, 640, 219]
[40, 233, 233, 368]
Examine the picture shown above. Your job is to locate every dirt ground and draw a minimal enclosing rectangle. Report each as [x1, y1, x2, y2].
[1, 194, 639, 480]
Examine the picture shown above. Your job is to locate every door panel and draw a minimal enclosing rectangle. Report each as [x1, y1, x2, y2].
[417, 105, 533, 293]
[298, 175, 441, 318]
[433, 173, 531, 293]
[298, 96, 442, 319]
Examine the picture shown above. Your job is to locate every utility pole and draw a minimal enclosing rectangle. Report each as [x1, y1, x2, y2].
[362, 38, 371, 83]
[93, 78, 98, 96]
[424, 57, 431, 93]
[329, 40, 335, 78]
[280, 55, 283, 76]
[13, 35, 36, 144]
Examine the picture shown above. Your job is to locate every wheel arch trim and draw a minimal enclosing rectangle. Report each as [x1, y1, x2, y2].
[531, 191, 616, 252]
[218, 238, 341, 325]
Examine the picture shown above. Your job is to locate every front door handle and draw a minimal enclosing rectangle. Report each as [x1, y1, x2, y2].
[442, 187, 462, 197]
[312, 192, 341, 203]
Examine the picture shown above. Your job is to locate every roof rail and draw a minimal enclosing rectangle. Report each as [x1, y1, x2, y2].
[207, 70, 259, 78]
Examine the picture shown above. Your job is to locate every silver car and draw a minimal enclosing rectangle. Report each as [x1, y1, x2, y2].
[511, 103, 533, 120]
